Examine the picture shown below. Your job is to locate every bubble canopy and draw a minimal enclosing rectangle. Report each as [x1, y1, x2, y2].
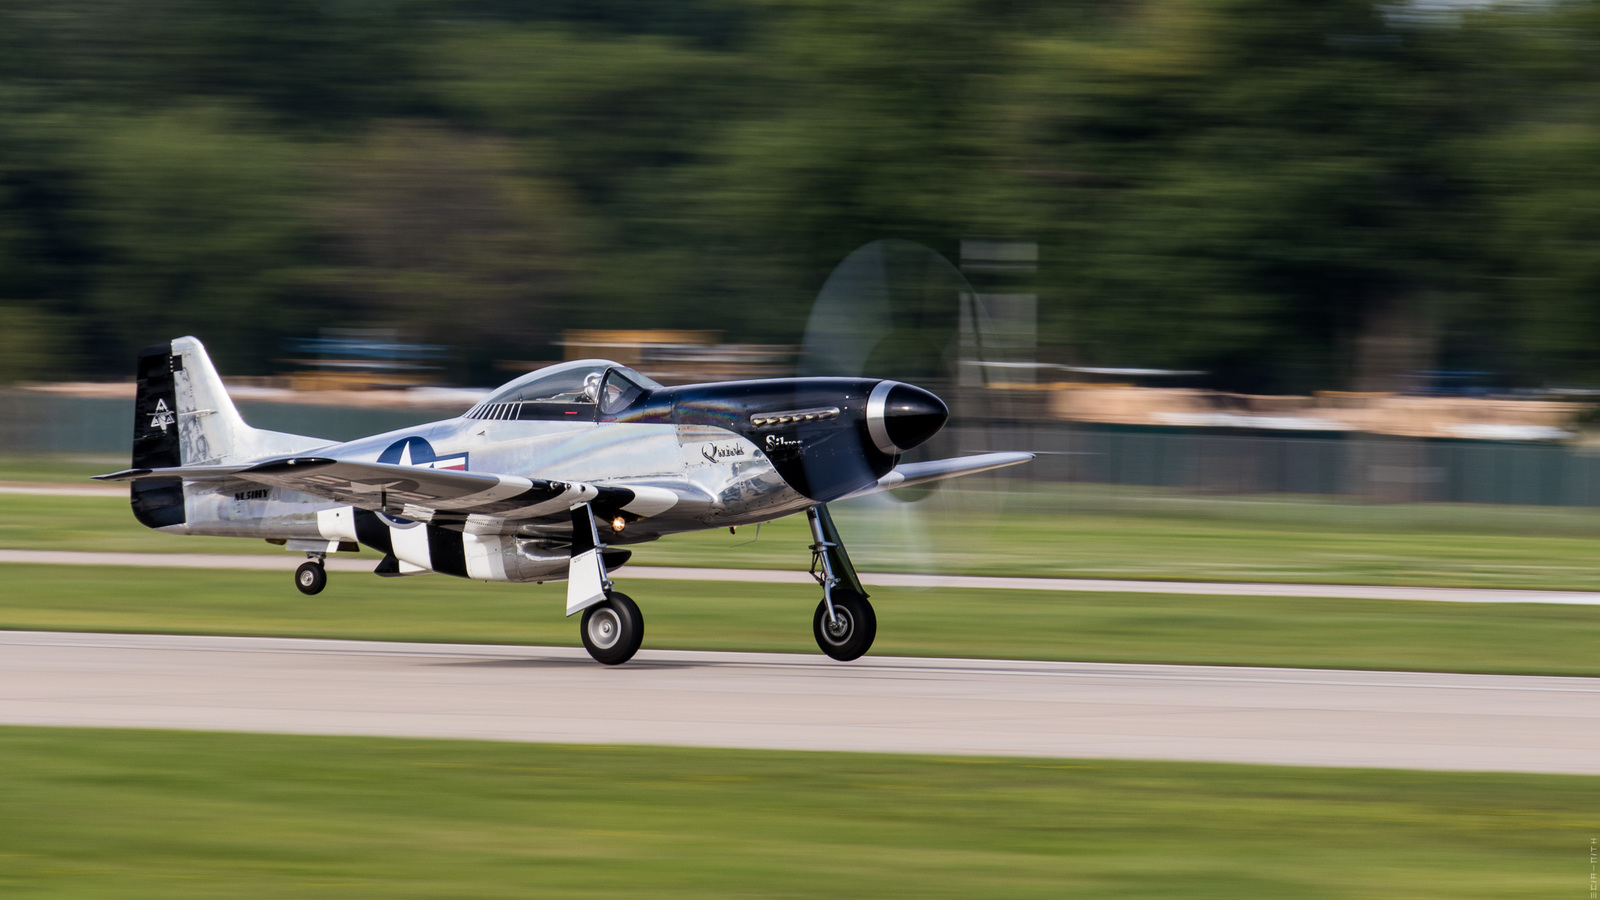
[466, 360, 662, 421]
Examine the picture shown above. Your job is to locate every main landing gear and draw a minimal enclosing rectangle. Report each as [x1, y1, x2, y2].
[807, 504, 875, 661]
[567, 503, 872, 666]
[295, 554, 327, 595]
[569, 503, 870, 665]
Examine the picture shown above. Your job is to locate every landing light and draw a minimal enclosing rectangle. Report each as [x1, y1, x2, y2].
[612, 516, 626, 532]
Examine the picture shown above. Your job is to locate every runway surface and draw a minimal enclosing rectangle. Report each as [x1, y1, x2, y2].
[6, 548, 1600, 604]
[3, 630, 1597, 774]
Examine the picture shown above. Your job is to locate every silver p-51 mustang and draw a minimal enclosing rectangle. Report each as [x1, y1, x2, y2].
[98, 337, 1033, 664]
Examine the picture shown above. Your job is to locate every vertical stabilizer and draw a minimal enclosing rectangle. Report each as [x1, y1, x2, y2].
[168, 335, 260, 465]
[128, 336, 330, 529]
[132, 336, 328, 467]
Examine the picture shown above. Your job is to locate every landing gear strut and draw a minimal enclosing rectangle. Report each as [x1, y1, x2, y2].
[570, 504, 645, 665]
[295, 555, 327, 595]
[807, 504, 875, 661]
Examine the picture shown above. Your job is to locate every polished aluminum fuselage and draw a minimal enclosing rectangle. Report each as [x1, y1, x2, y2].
[126, 339, 940, 584]
[176, 414, 809, 546]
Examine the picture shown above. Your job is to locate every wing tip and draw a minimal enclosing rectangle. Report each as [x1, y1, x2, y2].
[92, 468, 150, 482]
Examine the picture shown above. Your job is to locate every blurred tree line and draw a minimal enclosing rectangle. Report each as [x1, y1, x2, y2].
[1, 0, 1599, 391]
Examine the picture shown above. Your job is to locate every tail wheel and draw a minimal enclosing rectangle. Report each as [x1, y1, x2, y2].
[813, 589, 876, 661]
[295, 560, 327, 596]
[581, 591, 644, 665]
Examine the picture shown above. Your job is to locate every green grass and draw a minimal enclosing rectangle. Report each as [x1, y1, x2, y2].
[18, 487, 1600, 590]
[15, 453, 1600, 589]
[7, 563, 1600, 675]
[0, 727, 1589, 899]
[0, 453, 125, 483]
[0, 494, 277, 555]
[642, 498, 1600, 590]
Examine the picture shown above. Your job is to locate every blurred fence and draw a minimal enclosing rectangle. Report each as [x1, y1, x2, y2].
[9, 390, 1600, 507]
[948, 424, 1600, 507]
[0, 391, 467, 457]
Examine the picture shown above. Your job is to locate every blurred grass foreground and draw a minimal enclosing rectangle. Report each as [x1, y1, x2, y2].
[0, 728, 1587, 899]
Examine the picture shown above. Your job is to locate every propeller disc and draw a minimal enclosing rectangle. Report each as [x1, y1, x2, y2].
[799, 239, 1021, 575]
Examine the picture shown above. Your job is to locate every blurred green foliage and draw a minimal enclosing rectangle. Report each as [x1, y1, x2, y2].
[2, 0, 1600, 388]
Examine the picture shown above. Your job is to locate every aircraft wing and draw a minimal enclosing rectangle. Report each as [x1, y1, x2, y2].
[848, 451, 1036, 497]
[98, 457, 597, 521]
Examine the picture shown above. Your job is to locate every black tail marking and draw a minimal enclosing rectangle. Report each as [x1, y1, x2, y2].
[130, 342, 185, 528]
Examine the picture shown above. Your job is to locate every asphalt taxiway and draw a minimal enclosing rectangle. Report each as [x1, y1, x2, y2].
[2, 630, 1596, 773]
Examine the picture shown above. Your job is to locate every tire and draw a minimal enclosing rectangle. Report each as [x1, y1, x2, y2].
[295, 560, 326, 596]
[812, 589, 875, 661]
[581, 591, 644, 665]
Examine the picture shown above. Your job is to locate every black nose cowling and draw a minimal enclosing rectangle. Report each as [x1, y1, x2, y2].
[866, 381, 949, 455]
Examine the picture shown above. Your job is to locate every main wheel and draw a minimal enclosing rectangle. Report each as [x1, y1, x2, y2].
[295, 560, 326, 596]
[580, 591, 644, 665]
[813, 589, 876, 661]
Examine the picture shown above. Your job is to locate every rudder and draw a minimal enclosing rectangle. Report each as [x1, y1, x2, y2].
[132, 342, 181, 469]
[131, 341, 185, 527]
